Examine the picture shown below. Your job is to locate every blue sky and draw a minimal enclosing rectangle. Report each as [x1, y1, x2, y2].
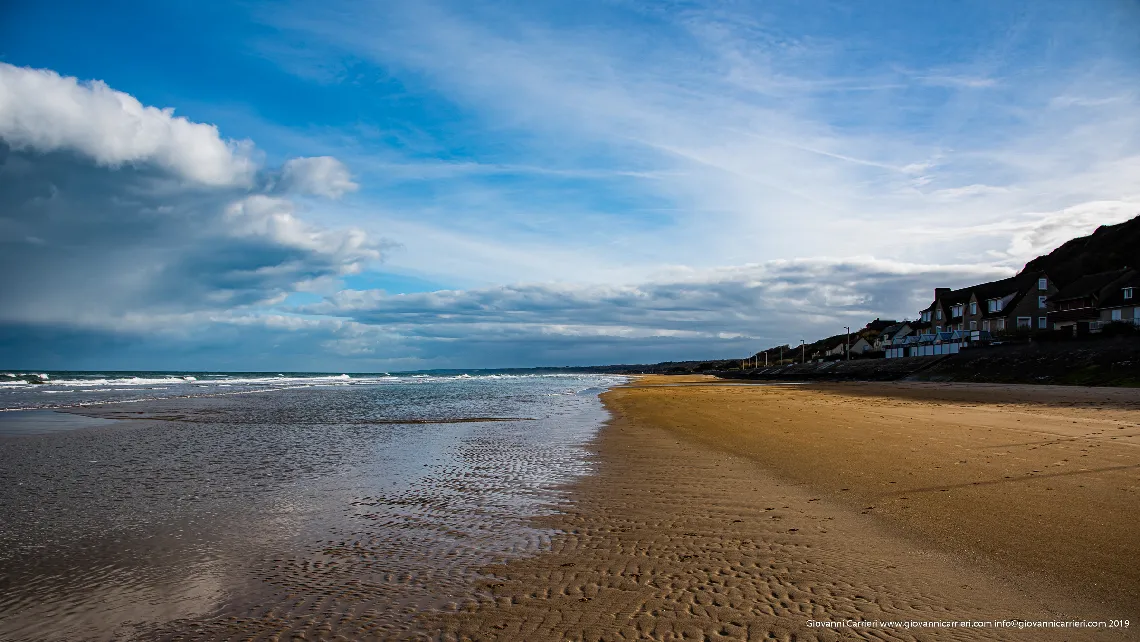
[1, 0, 1138, 370]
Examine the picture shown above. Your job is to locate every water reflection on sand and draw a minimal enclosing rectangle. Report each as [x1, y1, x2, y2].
[0, 375, 620, 640]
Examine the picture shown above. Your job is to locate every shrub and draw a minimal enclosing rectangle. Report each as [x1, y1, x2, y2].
[1101, 321, 1139, 337]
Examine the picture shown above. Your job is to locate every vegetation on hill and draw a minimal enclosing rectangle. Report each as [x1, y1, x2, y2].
[1020, 214, 1140, 287]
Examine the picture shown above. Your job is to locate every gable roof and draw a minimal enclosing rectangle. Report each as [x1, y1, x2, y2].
[931, 271, 1047, 317]
[863, 318, 899, 332]
[1051, 268, 1133, 303]
[1096, 268, 1140, 309]
[879, 322, 911, 338]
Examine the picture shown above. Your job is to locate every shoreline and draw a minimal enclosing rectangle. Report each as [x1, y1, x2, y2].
[0, 377, 619, 642]
[434, 377, 1138, 640]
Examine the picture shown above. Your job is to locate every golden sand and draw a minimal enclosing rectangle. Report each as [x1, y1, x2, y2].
[436, 377, 1140, 640]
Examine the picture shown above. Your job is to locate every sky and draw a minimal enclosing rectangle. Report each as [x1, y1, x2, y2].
[1, 0, 1138, 371]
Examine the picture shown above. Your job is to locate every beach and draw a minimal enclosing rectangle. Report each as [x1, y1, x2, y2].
[2, 375, 1138, 640]
[436, 377, 1140, 640]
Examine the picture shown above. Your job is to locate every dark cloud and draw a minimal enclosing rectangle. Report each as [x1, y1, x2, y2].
[0, 147, 377, 332]
[293, 259, 1009, 366]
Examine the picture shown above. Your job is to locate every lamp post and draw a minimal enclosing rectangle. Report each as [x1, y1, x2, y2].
[801, 339, 806, 364]
[844, 326, 851, 361]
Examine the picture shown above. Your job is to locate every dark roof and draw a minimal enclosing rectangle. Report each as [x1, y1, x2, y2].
[880, 322, 911, 337]
[863, 318, 899, 332]
[1050, 268, 1132, 303]
[1097, 269, 1139, 309]
[931, 271, 1047, 317]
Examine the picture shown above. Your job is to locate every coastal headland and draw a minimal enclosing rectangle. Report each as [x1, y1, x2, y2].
[436, 376, 1140, 640]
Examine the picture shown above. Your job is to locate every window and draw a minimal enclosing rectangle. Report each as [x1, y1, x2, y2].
[1038, 295, 1047, 309]
[1017, 317, 1031, 329]
[987, 299, 999, 312]
[1126, 287, 1134, 300]
[952, 304, 963, 318]
[936, 308, 942, 320]
[1038, 317, 1047, 329]
[969, 321, 977, 330]
[921, 310, 931, 322]
[969, 302, 977, 315]
[982, 320, 989, 331]
[1112, 309, 1122, 321]
[1038, 278, 1048, 290]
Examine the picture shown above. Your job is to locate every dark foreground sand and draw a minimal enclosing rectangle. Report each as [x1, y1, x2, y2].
[433, 378, 1140, 641]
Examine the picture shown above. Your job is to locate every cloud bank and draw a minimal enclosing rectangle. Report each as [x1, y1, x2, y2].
[0, 63, 378, 337]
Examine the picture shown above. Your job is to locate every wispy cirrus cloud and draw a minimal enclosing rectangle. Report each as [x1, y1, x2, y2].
[261, 0, 1140, 275]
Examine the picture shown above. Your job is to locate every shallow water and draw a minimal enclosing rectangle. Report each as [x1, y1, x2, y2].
[0, 410, 121, 436]
[0, 374, 624, 640]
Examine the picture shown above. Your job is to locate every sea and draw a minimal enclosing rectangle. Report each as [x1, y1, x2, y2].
[0, 371, 627, 640]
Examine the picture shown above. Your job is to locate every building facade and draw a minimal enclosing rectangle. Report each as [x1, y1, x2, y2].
[1045, 268, 1140, 334]
[919, 272, 1056, 335]
[1096, 269, 1140, 328]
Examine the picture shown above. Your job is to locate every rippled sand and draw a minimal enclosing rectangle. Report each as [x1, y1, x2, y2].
[435, 377, 1140, 641]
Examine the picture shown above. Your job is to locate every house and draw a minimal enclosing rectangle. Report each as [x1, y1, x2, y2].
[863, 318, 899, 333]
[875, 322, 913, 350]
[825, 335, 871, 356]
[1047, 268, 1133, 335]
[1095, 269, 1140, 328]
[919, 271, 1057, 335]
[888, 272, 1053, 359]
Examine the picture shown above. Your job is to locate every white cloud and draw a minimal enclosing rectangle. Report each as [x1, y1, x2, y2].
[0, 63, 257, 186]
[917, 75, 998, 89]
[0, 67, 381, 333]
[930, 184, 1011, 200]
[281, 155, 358, 198]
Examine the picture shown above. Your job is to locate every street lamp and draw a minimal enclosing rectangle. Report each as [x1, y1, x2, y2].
[800, 339, 806, 364]
[844, 326, 851, 361]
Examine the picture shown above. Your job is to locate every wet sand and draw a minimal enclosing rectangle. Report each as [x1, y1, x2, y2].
[0, 379, 613, 641]
[436, 377, 1140, 640]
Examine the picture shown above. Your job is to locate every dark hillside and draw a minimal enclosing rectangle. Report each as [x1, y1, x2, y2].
[713, 337, 1140, 387]
[1020, 214, 1140, 287]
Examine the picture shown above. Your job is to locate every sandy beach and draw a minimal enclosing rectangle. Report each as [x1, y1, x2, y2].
[436, 377, 1140, 641]
[5, 376, 1138, 640]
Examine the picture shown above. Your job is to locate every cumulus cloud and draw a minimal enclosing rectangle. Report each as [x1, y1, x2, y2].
[0, 63, 257, 186]
[0, 66, 379, 333]
[280, 156, 359, 198]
